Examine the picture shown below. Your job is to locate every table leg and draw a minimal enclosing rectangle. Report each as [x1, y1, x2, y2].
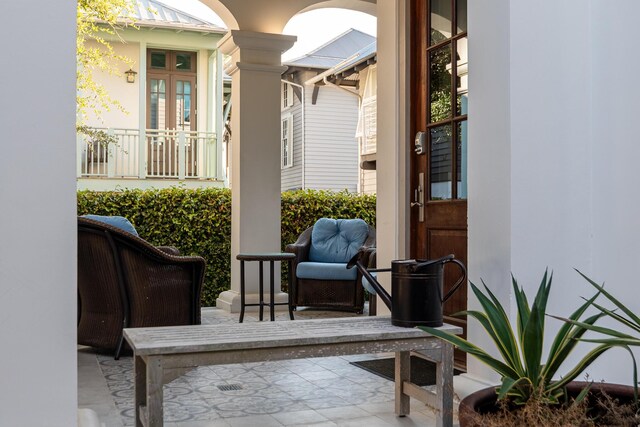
[259, 261, 264, 321]
[435, 343, 454, 427]
[395, 351, 411, 416]
[288, 260, 295, 320]
[134, 355, 147, 427]
[146, 356, 164, 427]
[269, 260, 275, 321]
[239, 260, 246, 323]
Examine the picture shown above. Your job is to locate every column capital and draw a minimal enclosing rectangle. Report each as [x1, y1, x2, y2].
[218, 30, 296, 76]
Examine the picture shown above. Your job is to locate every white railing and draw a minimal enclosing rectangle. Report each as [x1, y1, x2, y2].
[78, 128, 217, 180]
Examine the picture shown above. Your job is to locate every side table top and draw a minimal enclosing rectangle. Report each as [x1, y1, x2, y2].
[237, 252, 296, 261]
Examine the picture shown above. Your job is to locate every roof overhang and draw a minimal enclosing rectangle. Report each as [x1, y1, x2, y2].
[305, 52, 377, 86]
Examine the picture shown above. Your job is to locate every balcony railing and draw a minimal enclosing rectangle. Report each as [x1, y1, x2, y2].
[78, 128, 219, 180]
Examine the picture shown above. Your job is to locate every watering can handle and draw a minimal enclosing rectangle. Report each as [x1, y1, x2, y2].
[441, 258, 467, 303]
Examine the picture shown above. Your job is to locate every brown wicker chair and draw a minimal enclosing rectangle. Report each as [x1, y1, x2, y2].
[285, 220, 375, 313]
[77, 217, 205, 359]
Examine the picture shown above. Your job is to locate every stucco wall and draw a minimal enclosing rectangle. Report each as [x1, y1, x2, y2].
[0, 1, 77, 425]
[84, 39, 140, 129]
[469, 0, 640, 384]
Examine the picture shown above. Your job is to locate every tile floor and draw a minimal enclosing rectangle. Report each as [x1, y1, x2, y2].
[78, 306, 460, 426]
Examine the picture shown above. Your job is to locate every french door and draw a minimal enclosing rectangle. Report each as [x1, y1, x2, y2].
[410, 0, 468, 369]
[146, 50, 197, 176]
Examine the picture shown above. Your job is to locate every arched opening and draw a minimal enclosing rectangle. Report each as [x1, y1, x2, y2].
[279, 6, 377, 195]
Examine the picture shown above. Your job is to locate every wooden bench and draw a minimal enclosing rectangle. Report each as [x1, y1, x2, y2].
[124, 316, 461, 427]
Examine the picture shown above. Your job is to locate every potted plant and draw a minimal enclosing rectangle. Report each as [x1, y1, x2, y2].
[420, 271, 638, 426]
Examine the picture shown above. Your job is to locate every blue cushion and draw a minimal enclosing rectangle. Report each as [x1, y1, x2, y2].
[82, 215, 138, 236]
[362, 272, 378, 294]
[308, 218, 369, 263]
[296, 262, 358, 281]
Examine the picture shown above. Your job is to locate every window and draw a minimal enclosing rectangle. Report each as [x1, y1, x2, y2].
[427, 0, 468, 200]
[281, 115, 293, 168]
[282, 83, 294, 110]
[356, 65, 377, 154]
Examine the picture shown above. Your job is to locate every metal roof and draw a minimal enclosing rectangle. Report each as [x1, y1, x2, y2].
[284, 29, 376, 70]
[124, 0, 227, 34]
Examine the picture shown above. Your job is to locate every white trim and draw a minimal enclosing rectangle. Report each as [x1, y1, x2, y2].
[281, 113, 294, 169]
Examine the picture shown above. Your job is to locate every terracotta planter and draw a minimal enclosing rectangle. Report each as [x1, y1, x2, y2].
[458, 381, 637, 427]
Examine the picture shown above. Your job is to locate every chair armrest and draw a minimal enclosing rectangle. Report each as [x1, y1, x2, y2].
[284, 227, 313, 301]
[357, 246, 376, 270]
[362, 225, 376, 249]
[157, 246, 180, 256]
[284, 226, 313, 263]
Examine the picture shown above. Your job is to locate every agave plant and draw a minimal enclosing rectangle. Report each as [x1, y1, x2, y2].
[420, 271, 612, 405]
[554, 270, 639, 398]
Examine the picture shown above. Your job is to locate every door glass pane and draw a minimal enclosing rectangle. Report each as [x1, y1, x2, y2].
[183, 82, 191, 129]
[151, 52, 166, 69]
[149, 78, 166, 130]
[429, 45, 452, 123]
[456, 38, 468, 116]
[430, 0, 452, 45]
[430, 124, 452, 200]
[456, 120, 468, 199]
[175, 80, 191, 131]
[176, 53, 192, 70]
[456, 0, 467, 34]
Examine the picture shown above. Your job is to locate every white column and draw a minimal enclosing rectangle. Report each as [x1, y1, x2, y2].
[0, 0, 77, 424]
[214, 49, 225, 181]
[138, 41, 147, 179]
[375, 0, 411, 315]
[216, 30, 296, 312]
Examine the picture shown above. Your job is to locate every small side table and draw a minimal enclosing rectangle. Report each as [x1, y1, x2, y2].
[237, 252, 296, 322]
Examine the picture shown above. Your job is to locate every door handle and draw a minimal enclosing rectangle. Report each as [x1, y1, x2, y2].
[411, 188, 423, 207]
[411, 173, 425, 222]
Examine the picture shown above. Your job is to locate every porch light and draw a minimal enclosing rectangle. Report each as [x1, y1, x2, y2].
[125, 68, 137, 83]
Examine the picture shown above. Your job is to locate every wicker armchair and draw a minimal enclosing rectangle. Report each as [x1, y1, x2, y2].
[285, 218, 375, 313]
[77, 217, 205, 359]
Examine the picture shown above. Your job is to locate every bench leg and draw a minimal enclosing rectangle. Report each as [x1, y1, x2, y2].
[146, 356, 165, 427]
[395, 351, 411, 416]
[435, 343, 454, 427]
[239, 260, 246, 323]
[134, 355, 147, 427]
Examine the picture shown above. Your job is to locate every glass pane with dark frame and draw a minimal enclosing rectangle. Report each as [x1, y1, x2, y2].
[150, 52, 166, 69]
[183, 82, 191, 129]
[429, 45, 452, 123]
[456, 0, 467, 34]
[176, 53, 192, 71]
[149, 79, 166, 130]
[456, 37, 468, 116]
[430, 124, 452, 200]
[430, 0, 452, 46]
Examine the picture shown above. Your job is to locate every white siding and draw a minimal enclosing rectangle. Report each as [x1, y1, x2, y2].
[361, 169, 376, 195]
[304, 86, 359, 192]
[281, 87, 303, 191]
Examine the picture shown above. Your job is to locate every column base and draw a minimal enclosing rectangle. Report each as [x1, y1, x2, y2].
[216, 290, 290, 313]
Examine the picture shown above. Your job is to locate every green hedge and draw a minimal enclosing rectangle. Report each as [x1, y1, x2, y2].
[78, 188, 376, 306]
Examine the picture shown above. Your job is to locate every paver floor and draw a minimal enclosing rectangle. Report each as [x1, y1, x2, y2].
[78, 306, 459, 426]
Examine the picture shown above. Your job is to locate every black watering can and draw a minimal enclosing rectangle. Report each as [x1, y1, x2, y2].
[347, 252, 467, 327]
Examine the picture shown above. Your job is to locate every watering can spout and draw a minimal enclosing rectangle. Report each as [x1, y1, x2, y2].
[347, 252, 393, 310]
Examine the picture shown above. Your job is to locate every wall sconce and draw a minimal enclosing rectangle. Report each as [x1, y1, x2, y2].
[125, 68, 137, 83]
